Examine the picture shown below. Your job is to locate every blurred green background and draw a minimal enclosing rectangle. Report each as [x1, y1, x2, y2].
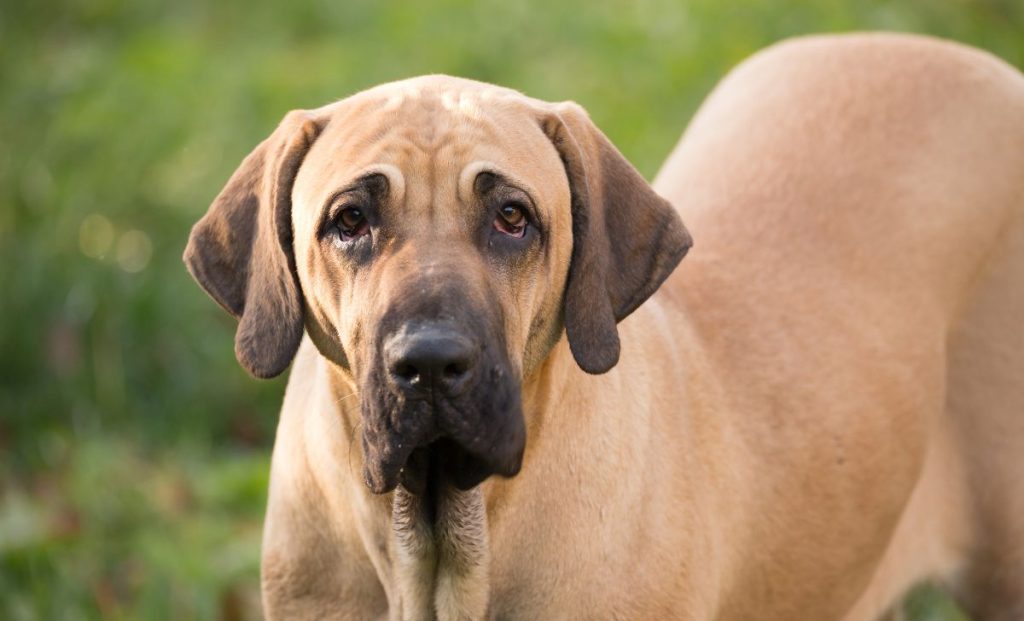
[2, 0, 1021, 618]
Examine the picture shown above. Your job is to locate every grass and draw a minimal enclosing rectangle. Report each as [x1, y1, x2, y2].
[2, 0, 1022, 617]
[1, 438, 266, 620]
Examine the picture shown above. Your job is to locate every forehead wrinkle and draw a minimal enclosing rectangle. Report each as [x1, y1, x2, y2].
[386, 84, 512, 136]
[315, 87, 549, 238]
[331, 85, 524, 172]
[379, 97, 503, 230]
[430, 143, 470, 234]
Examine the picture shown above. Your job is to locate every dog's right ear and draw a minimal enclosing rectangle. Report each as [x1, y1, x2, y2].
[184, 110, 327, 379]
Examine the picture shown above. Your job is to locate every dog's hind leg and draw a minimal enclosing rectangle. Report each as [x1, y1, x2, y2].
[944, 204, 1024, 619]
[838, 410, 974, 621]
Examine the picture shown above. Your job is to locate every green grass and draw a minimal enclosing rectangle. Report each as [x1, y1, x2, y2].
[2, 0, 1022, 617]
[1, 438, 266, 619]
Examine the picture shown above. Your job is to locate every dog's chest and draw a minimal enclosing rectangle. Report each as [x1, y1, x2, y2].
[384, 486, 492, 620]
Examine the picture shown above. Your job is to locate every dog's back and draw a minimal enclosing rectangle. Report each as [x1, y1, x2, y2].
[653, 33, 1024, 618]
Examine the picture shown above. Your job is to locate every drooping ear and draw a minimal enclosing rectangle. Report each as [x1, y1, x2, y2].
[542, 102, 692, 374]
[184, 110, 326, 378]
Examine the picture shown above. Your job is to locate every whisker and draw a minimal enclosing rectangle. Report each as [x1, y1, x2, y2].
[334, 390, 361, 406]
[347, 419, 364, 479]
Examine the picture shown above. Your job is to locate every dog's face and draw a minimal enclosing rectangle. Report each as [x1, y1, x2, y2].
[292, 81, 575, 493]
[184, 76, 690, 495]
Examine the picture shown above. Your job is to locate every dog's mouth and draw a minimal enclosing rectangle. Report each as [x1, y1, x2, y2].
[391, 437, 505, 527]
[399, 437, 495, 496]
[361, 414, 525, 495]
[360, 359, 527, 495]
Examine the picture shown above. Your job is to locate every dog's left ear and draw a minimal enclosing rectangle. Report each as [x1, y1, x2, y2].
[541, 102, 692, 374]
[184, 110, 327, 378]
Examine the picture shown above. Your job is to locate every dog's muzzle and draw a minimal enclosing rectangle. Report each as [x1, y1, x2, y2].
[360, 319, 526, 495]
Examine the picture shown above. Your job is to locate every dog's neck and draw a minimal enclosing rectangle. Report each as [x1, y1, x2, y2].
[317, 337, 579, 619]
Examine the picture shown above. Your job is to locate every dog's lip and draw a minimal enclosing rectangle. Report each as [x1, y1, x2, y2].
[360, 361, 528, 495]
[362, 437, 418, 494]
[364, 435, 525, 496]
[406, 438, 524, 493]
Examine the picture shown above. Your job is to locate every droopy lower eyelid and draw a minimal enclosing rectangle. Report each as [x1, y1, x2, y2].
[494, 191, 539, 230]
[475, 169, 542, 227]
[319, 189, 370, 238]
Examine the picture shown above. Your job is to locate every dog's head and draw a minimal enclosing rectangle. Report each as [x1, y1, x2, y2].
[185, 76, 690, 495]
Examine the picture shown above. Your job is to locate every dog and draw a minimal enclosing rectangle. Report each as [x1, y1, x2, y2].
[185, 33, 1024, 620]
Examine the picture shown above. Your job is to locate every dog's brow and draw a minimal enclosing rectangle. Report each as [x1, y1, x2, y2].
[355, 172, 389, 196]
[321, 177, 375, 210]
[459, 161, 543, 225]
[485, 171, 538, 205]
[481, 171, 536, 202]
[323, 165, 405, 208]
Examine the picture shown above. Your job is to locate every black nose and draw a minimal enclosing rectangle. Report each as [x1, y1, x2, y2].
[384, 325, 479, 395]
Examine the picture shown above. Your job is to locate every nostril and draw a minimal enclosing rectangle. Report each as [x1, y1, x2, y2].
[393, 362, 420, 385]
[443, 361, 469, 380]
[384, 325, 479, 393]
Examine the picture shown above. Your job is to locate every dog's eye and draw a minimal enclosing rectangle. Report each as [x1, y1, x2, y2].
[494, 203, 527, 238]
[334, 206, 369, 242]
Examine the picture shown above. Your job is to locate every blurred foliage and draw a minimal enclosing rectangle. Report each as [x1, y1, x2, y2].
[1, 0, 1021, 618]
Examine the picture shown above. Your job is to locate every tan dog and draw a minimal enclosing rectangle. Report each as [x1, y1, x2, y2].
[185, 33, 1024, 620]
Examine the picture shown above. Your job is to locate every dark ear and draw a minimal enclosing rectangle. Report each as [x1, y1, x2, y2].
[542, 102, 692, 374]
[184, 110, 326, 378]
